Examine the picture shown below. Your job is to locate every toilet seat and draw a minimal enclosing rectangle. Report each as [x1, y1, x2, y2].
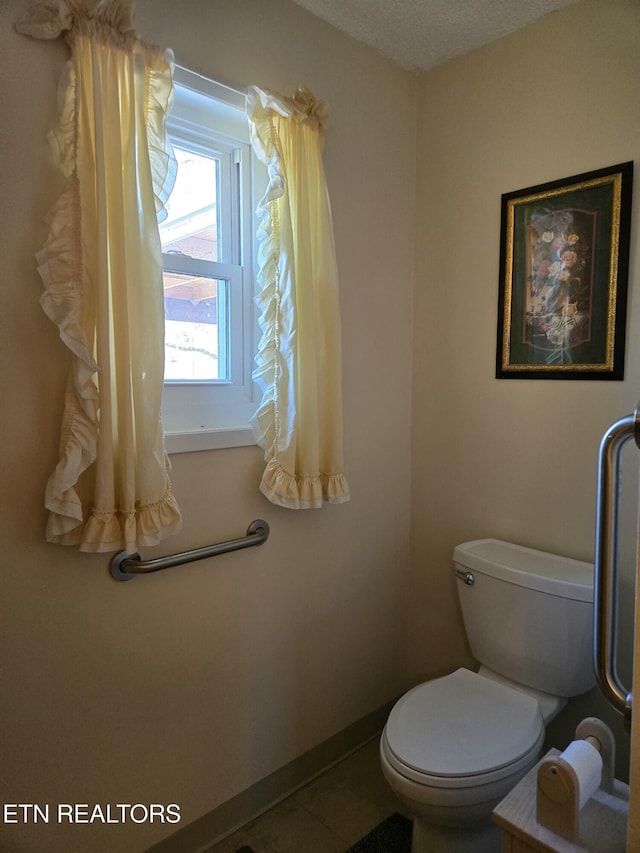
[382, 668, 544, 789]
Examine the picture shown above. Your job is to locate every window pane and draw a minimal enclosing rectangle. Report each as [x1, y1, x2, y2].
[160, 147, 220, 262]
[164, 271, 228, 381]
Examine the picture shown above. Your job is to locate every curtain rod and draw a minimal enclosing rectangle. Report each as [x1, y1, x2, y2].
[174, 62, 248, 98]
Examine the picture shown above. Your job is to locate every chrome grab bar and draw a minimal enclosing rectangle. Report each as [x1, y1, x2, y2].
[594, 408, 637, 729]
[110, 519, 269, 581]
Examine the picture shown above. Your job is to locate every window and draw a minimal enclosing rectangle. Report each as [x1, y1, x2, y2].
[160, 67, 264, 453]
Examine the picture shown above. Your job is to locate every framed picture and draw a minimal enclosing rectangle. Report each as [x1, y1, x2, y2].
[496, 162, 633, 380]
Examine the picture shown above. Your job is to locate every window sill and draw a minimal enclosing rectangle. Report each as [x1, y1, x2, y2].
[164, 427, 257, 454]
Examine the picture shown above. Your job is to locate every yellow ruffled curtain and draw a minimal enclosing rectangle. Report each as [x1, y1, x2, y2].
[17, 0, 182, 552]
[247, 86, 350, 509]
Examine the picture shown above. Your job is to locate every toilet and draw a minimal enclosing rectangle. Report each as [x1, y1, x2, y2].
[380, 538, 594, 853]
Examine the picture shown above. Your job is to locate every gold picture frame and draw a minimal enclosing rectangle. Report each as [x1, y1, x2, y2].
[496, 162, 633, 379]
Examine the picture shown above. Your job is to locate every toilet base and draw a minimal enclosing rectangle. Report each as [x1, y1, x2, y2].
[412, 815, 501, 853]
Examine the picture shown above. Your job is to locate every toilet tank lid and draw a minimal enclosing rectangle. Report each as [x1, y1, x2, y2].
[453, 539, 593, 602]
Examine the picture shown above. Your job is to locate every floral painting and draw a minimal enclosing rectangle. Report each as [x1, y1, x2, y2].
[525, 209, 594, 358]
[496, 163, 632, 380]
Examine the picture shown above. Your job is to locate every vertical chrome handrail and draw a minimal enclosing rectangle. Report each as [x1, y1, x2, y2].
[594, 409, 637, 729]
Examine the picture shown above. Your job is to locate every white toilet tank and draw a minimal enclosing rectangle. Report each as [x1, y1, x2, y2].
[453, 539, 594, 697]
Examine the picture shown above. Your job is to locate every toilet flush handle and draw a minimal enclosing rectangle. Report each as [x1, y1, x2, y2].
[454, 569, 475, 585]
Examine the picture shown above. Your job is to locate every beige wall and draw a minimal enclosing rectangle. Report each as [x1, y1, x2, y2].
[0, 2, 415, 851]
[410, 0, 640, 784]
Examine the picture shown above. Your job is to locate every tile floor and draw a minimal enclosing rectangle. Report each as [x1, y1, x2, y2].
[206, 736, 409, 853]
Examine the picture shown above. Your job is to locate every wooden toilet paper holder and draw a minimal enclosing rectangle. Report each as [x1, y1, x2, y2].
[536, 717, 615, 842]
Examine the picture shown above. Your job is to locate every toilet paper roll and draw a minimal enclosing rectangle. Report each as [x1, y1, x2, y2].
[559, 739, 603, 809]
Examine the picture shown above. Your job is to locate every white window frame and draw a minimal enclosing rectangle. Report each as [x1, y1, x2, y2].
[161, 67, 263, 454]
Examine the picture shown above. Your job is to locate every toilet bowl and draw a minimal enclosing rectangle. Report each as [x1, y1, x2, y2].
[380, 668, 545, 852]
[381, 539, 595, 853]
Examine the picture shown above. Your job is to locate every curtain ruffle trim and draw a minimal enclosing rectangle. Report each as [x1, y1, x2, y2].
[246, 86, 287, 466]
[144, 50, 177, 223]
[246, 85, 328, 137]
[38, 55, 102, 548]
[46, 488, 183, 553]
[259, 458, 350, 510]
[16, 1, 152, 50]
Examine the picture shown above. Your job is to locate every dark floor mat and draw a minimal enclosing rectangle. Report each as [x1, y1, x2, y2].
[348, 812, 412, 852]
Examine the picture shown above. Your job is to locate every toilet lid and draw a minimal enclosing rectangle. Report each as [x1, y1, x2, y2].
[384, 668, 544, 780]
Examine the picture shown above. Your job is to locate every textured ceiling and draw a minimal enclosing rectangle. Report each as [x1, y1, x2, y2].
[290, 0, 576, 72]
